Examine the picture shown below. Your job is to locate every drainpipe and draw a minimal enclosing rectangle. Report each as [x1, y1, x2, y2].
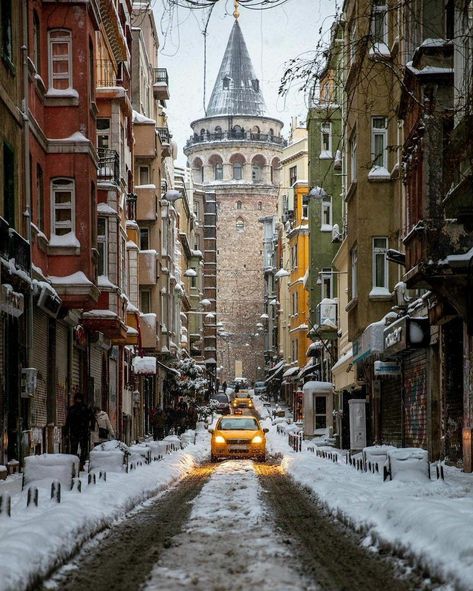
[21, 0, 32, 363]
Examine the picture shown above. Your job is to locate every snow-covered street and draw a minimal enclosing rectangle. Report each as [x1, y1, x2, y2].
[143, 460, 312, 591]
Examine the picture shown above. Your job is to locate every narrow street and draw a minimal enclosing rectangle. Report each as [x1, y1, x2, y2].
[38, 458, 440, 591]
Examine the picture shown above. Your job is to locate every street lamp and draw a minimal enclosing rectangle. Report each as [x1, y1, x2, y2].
[308, 186, 328, 200]
[164, 189, 182, 203]
[275, 268, 290, 279]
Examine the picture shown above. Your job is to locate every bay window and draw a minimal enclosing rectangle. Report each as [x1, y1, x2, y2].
[48, 30, 72, 90]
[51, 178, 75, 238]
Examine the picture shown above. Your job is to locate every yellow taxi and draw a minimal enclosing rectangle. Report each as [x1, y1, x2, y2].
[231, 390, 254, 412]
[210, 416, 268, 461]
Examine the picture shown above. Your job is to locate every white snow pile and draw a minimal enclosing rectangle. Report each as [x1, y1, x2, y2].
[0, 438, 209, 591]
[267, 423, 473, 589]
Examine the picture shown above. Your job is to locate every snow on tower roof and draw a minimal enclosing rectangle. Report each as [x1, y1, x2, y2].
[206, 20, 267, 117]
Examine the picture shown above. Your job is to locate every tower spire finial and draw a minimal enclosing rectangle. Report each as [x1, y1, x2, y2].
[233, 0, 240, 19]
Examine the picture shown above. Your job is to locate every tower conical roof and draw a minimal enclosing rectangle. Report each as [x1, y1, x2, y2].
[206, 21, 267, 117]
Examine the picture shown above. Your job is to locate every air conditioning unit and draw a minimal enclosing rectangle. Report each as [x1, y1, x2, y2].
[37, 284, 62, 318]
[21, 368, 37, 398]
[331, 223, 342, 242]
[317, 299, 338, 331]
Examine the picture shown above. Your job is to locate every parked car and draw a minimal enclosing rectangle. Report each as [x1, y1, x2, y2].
[209, 415, 268, 461]
[254, 381, 266, 396]
[210, 393, 231, 415]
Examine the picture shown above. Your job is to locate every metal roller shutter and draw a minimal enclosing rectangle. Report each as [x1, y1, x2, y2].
[442, 319, 463, 462]
[56, 323, 69, 426]
[403, 349, 428, 449]
[31, 310, 48, 428]
[89, 344, 102, 407]
[380, 377, 402, 447]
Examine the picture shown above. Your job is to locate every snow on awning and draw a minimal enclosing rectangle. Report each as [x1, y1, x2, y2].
[331, 347, 353, 374]
[265, 362, 285, 384]
[306, 341, 323, 357]
[297, 362, 318, 381]
[353, 319, 385, 364]
[302, 381, 334, 394]
[283, 366, 300, 378]
[157, 360, 180, 376]
[132, 356, 156, 375]
[267, 359, 285, 375]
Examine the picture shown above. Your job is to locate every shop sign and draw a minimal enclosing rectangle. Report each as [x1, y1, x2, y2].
[384, 317, 429, 355]
[0, 283, 24, 317]
[374, 361, 401, 376]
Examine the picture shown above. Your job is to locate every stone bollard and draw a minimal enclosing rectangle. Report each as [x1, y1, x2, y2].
[51, 480, 61, 503]
[0, 493, 11, 517]
[27, 486, 39, 508]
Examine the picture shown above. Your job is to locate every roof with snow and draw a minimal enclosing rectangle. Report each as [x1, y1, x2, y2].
[206, 21, 266, 117]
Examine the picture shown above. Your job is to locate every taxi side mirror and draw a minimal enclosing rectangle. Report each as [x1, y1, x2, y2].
[263, 428, 269, 433]
[208, 428, 214, 434]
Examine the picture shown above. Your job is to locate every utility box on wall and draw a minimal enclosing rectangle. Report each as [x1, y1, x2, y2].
[349, 398, 367, 450]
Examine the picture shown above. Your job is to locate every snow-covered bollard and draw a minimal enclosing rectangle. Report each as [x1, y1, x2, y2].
[90, 441, 128, 473]
[362, 445, 396, 474]
[0, 464, 7, 480]
[71, 477, 82, 493]
[386, 448, 430, 482]
[0, 493, 11, 517]
[163, 435, 181, 452]
[50, 480, 61, 503]
[180, 430, 196, 448]
[27, 486, 39, 508]
[129, 444, 152, 465]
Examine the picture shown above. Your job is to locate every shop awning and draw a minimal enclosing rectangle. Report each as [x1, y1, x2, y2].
[132, 356, 157, 375]
[306, 341, 323, 357]
[265, 361, 285, 383]
[297, 361, 319, 381]
[283, 366, 300, 378]
[331, 347, 353, 374]
[157, 359, 180, 377]
[352, 319, 385, 364]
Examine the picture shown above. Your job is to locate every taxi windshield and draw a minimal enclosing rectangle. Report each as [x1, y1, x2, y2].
[218, 418, 259, 431]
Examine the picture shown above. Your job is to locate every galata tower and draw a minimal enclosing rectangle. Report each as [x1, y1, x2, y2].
[184, 19, 284, 383]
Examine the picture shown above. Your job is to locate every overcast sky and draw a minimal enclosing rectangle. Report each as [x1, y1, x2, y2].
[154, 0, 337, 165]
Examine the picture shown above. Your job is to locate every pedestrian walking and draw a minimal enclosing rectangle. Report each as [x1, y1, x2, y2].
[65, 394, 94, 469]
[222, 381, 227, 393]
[150, 407, 166, 440]
[91, 406, 115, 446]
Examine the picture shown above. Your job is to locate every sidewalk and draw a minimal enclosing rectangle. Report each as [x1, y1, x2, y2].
[257, 397, 473, 591]
[0, 434, 209, 591]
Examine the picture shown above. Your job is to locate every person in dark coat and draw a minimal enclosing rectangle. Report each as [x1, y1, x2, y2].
[150, 407, 166, 440]
[65, 393, 94, 469]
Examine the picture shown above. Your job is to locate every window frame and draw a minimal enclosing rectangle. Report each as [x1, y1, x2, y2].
[320, 267, 333, 299]
[320, 121, 332, 158]
[51, 177, 75, 238]
[349, 129, 357, 183]
[351, 246, 358, 300]
[97, 216, 108, 276]
[371, 116, 388, 170]
[235, 217, 245, 232]
[48, 29, 73, 91]
[321, 195, 332, 230]
[1, 0, 13, 65]
[314, 395, 327, 430]
[214, 162, 223, 181]
[139, 165, 150, 185]
[140, 227, 150, 250]
[233, 162, 243, 180]
[372, 236, 389, 290]
[33, 11, 41, 72]
[140, 289, 152, 314]
[252, 163, 262, 183]
[289, 165, 297, 187]
[372, 0, 388, 45]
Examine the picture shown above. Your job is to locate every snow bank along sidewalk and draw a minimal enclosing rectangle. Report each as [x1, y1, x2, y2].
[268, 425, 473, 590]
[143, 460, 314, 591]
[0, 437, 209, 591]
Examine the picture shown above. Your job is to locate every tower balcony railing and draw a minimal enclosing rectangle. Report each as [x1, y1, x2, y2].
[186, 130, 287, 148]
[97, 148, 120, 185]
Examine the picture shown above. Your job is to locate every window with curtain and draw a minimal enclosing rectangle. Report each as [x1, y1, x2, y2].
[97, 217, 107, 276]
[233, 163, 242, 180]
[372, 237, 388, 290]
[371, 117, 388, 169]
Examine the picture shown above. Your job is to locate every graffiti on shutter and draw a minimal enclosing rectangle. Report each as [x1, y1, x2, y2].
[56, 323, 68, 426]
[403, 350, 427, 448]
[31, 310, 48, 428]
[380, 377, 402, 447]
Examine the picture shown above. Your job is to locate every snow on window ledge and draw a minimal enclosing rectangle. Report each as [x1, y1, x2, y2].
[368, 166, 391, 181]
[45, 88, 79, 98]
[369, 287, 392, 300]
[369, 43, 391, 58]
[320, 224, 333, 232]
[49, 233, 80, 249]
[319, 150, 333, 160]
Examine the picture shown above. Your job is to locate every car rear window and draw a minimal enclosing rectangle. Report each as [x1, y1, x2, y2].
[212, 394, 228, 403]
[255, 382, 265, 387]
[218, 418, 259, 431]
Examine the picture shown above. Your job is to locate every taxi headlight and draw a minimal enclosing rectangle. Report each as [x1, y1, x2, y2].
[251, 435, 263, 444]
[214, 435, 226, 444]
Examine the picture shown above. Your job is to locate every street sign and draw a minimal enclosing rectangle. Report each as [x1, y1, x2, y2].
[374, 361, 401, 376]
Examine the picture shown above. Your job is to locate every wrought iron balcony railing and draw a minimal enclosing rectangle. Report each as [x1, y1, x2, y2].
[97, 148, 120, 185]
[154, 67, 169, 86]
[186, 130, 287, 148]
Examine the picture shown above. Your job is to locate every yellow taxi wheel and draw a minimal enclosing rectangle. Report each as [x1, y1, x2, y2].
[211, 454, 218, 462]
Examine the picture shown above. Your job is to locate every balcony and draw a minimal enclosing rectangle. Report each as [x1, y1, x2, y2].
[81, 310, 128, 341]
[139, 249, 158, 285]
[136, 185, 157, 221]
[97, 148, 120, 185]
[185, 130, 287, 149]
[140, 313, 157, 349]
[96, 59, 118, 87]
[0, 218, 31, 285]
[153, 68, 170, 101]
[157, 127, 171, 157]
[134, 123, 156, 158]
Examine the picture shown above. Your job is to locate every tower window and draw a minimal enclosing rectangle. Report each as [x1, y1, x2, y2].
[252, 79, 259, 92]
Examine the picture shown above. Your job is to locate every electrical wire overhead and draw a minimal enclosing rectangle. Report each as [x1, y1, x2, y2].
[162, 0, 290, 11]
